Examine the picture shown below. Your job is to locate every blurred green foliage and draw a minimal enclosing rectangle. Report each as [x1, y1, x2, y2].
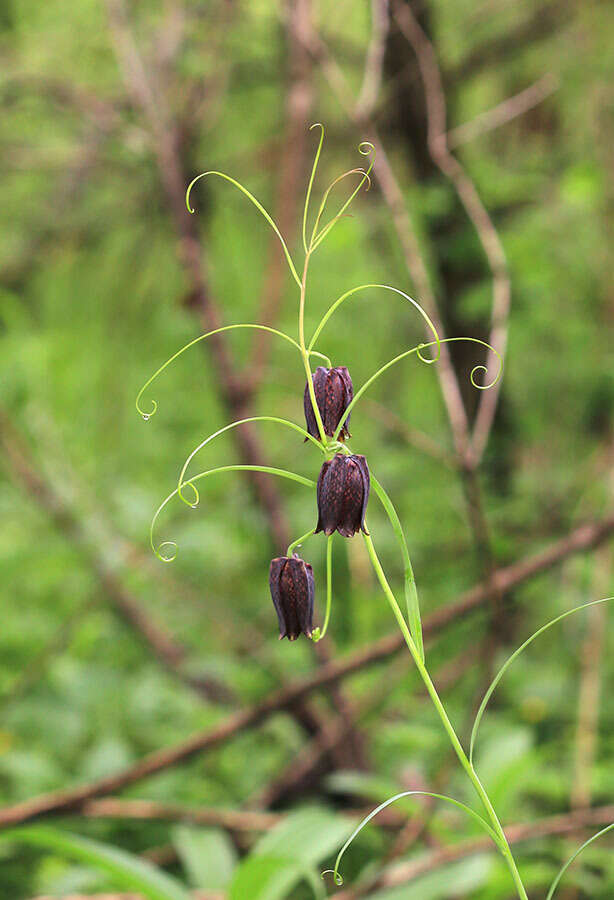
[1, 0, 614, 897]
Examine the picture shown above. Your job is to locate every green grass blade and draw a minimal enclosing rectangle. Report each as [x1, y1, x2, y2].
[322, 790, 501, 887]
[0, 825, 191, 900]
[470, 597, 613, 764]
[371, 474, 424, 662]
[546, 822, 614, 900]
[185, 171, 301, 287]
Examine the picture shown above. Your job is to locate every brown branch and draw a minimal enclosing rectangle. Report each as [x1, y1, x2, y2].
[355, 0, 390, 120]
[0, 408, 236, 706]
[447, 73, 559, 149]
[448, 0, 567, 85]
[362, 398, 457, 468]
[571, 549, 608, 810]
[104, 0, 368, 770]
[83, 799, 281, 832]
[341, 804, 614, 895]
[1, 509, 613, 830]
[300, 23, 472, 459]
[79, 798, 406, 832]
[248, 0, 313, 388]
[393, 1, 511, 467]
[105, 0, 291, 549]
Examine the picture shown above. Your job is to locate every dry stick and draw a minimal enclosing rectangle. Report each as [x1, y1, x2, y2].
[248, 0, 314, 387]
[80, 798, 406, 834]
[355, 0, 390, 120]
[338, 805, 614, 896]
[390, 4, 514, 736]
[336, 807, 614, 899]
[447, 73, 559, 149]
[393, 1, 511, 467]
[105, 0, 291, 549]
[255, 642, 479, 812]
[361, 398, 457, 469]
[301, 24, 472, 460]
[571, 549, 609, 811]
[304, 18, 507, 749]
[104, 0, 368, 771]
[1, 510, 613, 830]
[0, 408, 236, 706]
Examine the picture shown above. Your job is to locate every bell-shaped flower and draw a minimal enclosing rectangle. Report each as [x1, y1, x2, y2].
[304, 366, 353, 440]
[269, 555, 315, 640]
[315, 453, 370, 537]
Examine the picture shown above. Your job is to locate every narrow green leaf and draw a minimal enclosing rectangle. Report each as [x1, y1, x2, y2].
[470, 597, 613, 764]
[546, 823, 614, 900]
[228, 854, 325, 900]
[0, 825, 191, 900]
[253, 807, 354, 867]
[371, 474, 424, 662]
[172, 825, 237, 890]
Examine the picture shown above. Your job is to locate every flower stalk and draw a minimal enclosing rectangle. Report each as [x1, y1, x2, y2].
[362, 529, 528, 899]
[140, 127, 533, 898]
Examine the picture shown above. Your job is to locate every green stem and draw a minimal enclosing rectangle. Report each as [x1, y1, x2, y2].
[177, 416, 324, 506]
[287, 528, 316, 558]
[362, 529, 529, 900]
[302, 123, 325, 255]
[307, 283, 440, 360]
[313, 535, 334, 642]
[135, 323, 301, 420]
[299, 251, 327, 445]
[186, 171, 301, 287]
[332, 336, 502, 442]
[370, 474, 424, 663]
[151, 465, 315, 562]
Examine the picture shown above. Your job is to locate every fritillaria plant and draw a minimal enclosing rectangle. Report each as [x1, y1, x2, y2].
[136, 126, 613, 899]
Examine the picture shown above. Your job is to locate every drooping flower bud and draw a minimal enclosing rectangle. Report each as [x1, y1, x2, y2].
[315, 453, 370, 538]
[304, 366, 353, 440]
[269, 555, 315, 641]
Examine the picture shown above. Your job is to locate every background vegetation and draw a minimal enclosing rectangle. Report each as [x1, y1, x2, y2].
[1, 1, 614, 897]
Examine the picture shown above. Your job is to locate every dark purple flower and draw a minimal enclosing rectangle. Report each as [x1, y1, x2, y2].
[304, 366, 353, 440]
[269, 555, 315, 641]
[315, 453, 370, 537]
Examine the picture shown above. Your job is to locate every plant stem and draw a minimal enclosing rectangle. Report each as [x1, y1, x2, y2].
[316, 534, 333, 640]
[287, 527, 316, 558]
[362, 530, 529, 900]
[299, 251, 327, 445]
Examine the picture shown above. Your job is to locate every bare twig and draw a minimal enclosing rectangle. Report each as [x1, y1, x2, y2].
[393, 1, 511, 466]
[300, 23, 472, 459]
[105, 0, 292, 549]
[362, 398, 457, 468]
[355, 0, 390, 120]
[571, 551, 608, 810]
[0, 408, 236, 706]
[1, 508, 613, 830]
[339, 804, 614, 894]
[248, 0, 313, 387]
[104, 0, 368, 768]
[447, 73, 559, 149]
[80, 798, 407, 833]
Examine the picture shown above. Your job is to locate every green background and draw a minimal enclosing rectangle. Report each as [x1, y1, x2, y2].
[1, 1, 613, 897]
